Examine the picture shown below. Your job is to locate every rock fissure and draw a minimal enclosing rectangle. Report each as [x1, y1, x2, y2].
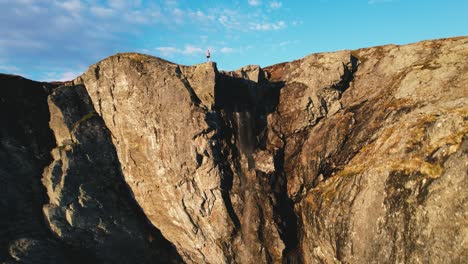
[213, 68, 303, 263]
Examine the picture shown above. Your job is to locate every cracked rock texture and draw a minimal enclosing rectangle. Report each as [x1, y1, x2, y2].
[0, 37, 467, 263]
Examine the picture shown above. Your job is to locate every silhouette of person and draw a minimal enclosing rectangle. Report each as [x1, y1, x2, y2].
[206, 49, 211, 62]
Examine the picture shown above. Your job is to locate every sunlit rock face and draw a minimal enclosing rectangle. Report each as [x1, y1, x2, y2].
[264, 37, 467, 263]
[1, 37, 467, 263]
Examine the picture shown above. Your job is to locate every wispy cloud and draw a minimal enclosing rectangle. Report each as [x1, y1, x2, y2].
[0, 65, 21, 74]
[164, 0, 178, 8]
[250, 20, 286, 31]
[220, 47, 235, 53]
[215, 8, 244, 30]
[291, 20, 302, 26]
[155, 47, 179, 57]
[108, 0, 130, 10]
[90, 6, 114, 17]
[269, 1, 282, 9]
[188, 10, 215, 23]
[155, 45, 204, 57]
[54, 71, 82, 81]
[172, 8, 185, 24]
[155, 44, 238, 58]
[277, 40, 299, 48]
[0, 0, 293, 79]
[182, 45, 203, 55]
[248, 0, 261, 6]
[58, 0, 83, 13]
[40, 69, 84, 82]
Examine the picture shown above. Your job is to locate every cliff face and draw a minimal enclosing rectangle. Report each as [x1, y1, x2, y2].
[0, 37, 467, 263]
[264, 38, 467, 263]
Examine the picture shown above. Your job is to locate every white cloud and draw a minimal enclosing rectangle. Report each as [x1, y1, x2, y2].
[124, 10, 150, 24]
[211, 7, 290, 32]
[278, 40, 298, 47]
[59, 0, 82, 13]
[108, 0, 126, 9]
[155, 45, 204, 57]
[56, 71, 81, 81]
[215, 9, 243, 30]
[181, 45, 203, 55]
[250, 20, 285, 31]
[200, 35, 208, 42]
[165, 0, 178, 7]
[0, 0, 293, 80]
[220, 47, 234, 53]
[189, 10, 215, 23]
[15, 0, 35, 4]
[0, 65, 21, 73]
[172, 8, 185, 24]
[269, 1, 282, 9]
[90, 6, 114, 17]
[291, 20, 302, 26]
[218, 15, 228, 24]
[248, 0, 261, 6]
[40, 70, 82, 82]
[0, 38, 45, 50]
[155, 46, 179, 56]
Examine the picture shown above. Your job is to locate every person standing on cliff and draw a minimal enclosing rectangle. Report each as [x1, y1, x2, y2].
[206, 49, 211, 62]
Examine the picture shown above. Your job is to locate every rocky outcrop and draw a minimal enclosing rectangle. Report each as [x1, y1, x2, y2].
[43, 84, 181, 263]
[0, 75, 64, 263]
[264, 37, 468, 263]
[1, 36, 467, 263]
[0, 75, 180, 263]
[74, 56, 235, 263]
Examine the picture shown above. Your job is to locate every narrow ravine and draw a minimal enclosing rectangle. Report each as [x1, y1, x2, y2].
[214, 69, 302, 263]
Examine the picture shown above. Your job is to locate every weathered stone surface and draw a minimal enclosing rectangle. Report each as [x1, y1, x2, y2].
[0, 75, 180, 263]
[0, 74, 67, 263]
[225, 65, 264, 83]
[43, 84, 181, 263]
[74, 53, 287, 263]
[180, 62, 217, 108]
[75, 54, 236, 263]
[264, 36, 468, 263]
[1, 36, 467, 263]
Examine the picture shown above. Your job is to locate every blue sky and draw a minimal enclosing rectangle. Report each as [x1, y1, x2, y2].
[0, 0, 467, 81]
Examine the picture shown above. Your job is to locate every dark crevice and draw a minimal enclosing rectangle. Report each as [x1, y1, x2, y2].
[333, 55, 359, 94]
[314, 54, 361, 181]
[271, 137, 302, 264]
[214, 69, 302, 262]
[257, 201, 273, 264]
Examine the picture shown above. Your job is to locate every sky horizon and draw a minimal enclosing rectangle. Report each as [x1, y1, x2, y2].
[1, 0, 467, 81]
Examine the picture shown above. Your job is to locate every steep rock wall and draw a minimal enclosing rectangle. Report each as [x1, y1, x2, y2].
[264, 37, 468, 263]
[0, 75, 181, 263]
